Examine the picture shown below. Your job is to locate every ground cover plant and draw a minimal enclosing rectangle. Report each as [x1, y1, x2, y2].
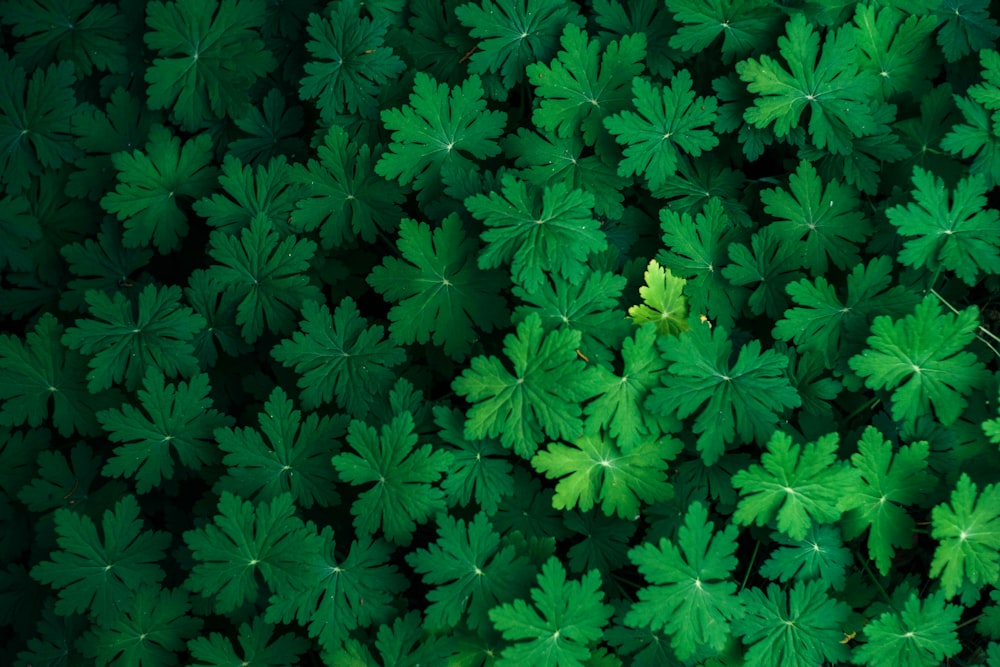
[2, 0, 1000, 665]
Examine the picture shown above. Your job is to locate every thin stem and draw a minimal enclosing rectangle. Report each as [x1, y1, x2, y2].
[740, 540, 760, 592]
[955, 613, 983, 632]
[930, 289, 1000, 359]
[611, 571, 644, 591]
[859, 556, 893, 606]
[845, 396, 880, 423]
[924, 266, 942, 295]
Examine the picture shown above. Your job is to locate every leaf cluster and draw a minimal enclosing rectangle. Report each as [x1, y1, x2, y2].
[3, 1, 1000, 666]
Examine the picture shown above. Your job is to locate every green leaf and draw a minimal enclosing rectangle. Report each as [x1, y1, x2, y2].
[214, 387, 345, 509]
[736, 14, 879, 155]
[331, 412, 452, 545]
[62, 284, 206, 393]
[604, 621, 673, 667]
[376, 72, 506, 197]
[0, 191, 41, 272]
[331, 610, 456, 667]
[489, 556, 613, 667]
[185, 268, 252, 367]
[504, 128, 628, 219]
[402, 0, 472, 86]
[565, 510, 636, 580]
[368, 214, 509, 361]
[77, 585, 203, 667]
[0, 426, 44, 498]
[722, 226, 804, 320]
[406, 512, 529, 631]
[17, 442, 110, 514]
[188, 617, 310, 667]
[930, 473, 1000, 597]
[986, 391, 1000, 449]
[783, 346, 842, 422]
[59, 218, 153, 313]
[941, 91, 1000, 188]
[797, 101, 911, 196]
[627, 259, 689, 336]
[455, 0, 585, 93]
[206, 215, 321, 344]
[453, 313, 600, 459]
[759, 524, 852, 591]
[840, 427, 933, 576]
[604, 71, 719, 189]
[98, 368, 233, 494]
[100, 125, 218, 254]
[31, 495, 170, 624]
[968, 49, 1000, 130]
[848, 295, 989, 426]
[626, 501, 745, 659]
[732, 431, 860, 541]
[760, 160, 869, 274]
[290, 126, 404, 248]
[526, 25, 645, 147]
[227, 88, 306, 166]
[531, 432, 675, 519]
[885, 166, 1000, 285]
[264, 528, 406, 649]
[647, 321, 800, 465]
[655, 197, 749, 329]
[735, 580, 851, 667]
[852, 4, 938, 101]
[773, 256, 920, 368]
[584, 323, 672, 453]
[493, 470, 569, 542]
[144, 0, 276, 130]
[653, 154, 752, 225]
[14, 604, 88, 667]
[896, 81, 962, 169]
[434, 405, 515, 515]
[941, 94, 1000, 190]
[299, 1, 405, 121]
[592, 0, 677, 79]
[183, 492, 321, 613]
[512, 269, 631, 370]
[272, 297, 406, 417]
[0, 54, 80, 195]
[666, 0, 783, 62]
[192, 154, 305, 235]
[466, 174, 607, 293]
[981, 589, 1000, 640]
[67, 87, 156, 201]
[0, 0, 127, 76]
[854, 591, 962, 667]
[933, 0, 1000, 63]
[0, 312, 106, 437]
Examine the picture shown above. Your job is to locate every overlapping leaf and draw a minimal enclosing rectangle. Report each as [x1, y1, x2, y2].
[99, 369, 233, 493]
[626, 501, 745, 658]
[332, 413, 451, 545]
[732, 431, 861, 541]
[849, 295, 989, 426]
[368, 214, 508, 361]
[272, 297, 405, 417]
[453, 314, 600, 459]
[647, 320, 800, 465]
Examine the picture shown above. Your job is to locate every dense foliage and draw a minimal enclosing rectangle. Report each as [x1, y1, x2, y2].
[2, 0, 1000, 665]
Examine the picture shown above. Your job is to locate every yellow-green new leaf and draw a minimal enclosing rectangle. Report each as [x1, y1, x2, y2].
[628, 259, 689, 335]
